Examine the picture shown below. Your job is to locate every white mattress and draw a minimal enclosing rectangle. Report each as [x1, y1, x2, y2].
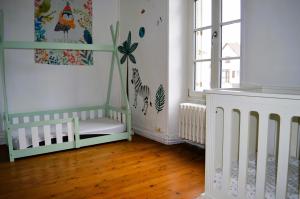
[12, 117, 126, 149]
[213, 156, 299, 199]
[79, 118, 125, 135]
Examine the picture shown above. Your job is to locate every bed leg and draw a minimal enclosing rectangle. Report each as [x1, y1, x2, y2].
[128, 134, 132, 141]
[6, 128, 15, 162]
[9, 154, 14, 162]
[74, 117, 80, 148]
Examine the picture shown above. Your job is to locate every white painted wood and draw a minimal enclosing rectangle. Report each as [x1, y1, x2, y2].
[238, 110, 250, 198]
[12, 117, 19, 124]
[63, 112, 69, 119]
[90, 110, 95, 119]
[43, 115, 51, 146]
[118, 112, 121, 122]
[72, 112, 78, 119]
[67, 122, 73, 142]
[81, 111, 87, 121]
[276, 116, 292, 199]
[18, 116, 30, 149]
[222, 108, 233, 193]
[122, 113, 126, 124]
[232, 110, 240, 162]
[54, 114, 62, 144]
[204, 87, 300, 199]
[98, 109, 103, 118]
[31, 115, 40, 147]
[204, 95, 217, 195]
[255, 112, 269, 199]
[113, 111, 117, 120]
[214, 107, 224, 171]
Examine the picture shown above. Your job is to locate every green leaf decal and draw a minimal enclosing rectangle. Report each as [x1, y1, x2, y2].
[129, 54, 136, 64]
[129, 43, 138, 53]
[155, 84, 165, 113]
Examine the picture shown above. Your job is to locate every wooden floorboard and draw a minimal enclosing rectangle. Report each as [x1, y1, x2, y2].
[0, 135, 205, 199]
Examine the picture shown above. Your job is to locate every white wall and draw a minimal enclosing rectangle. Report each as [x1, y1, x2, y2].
[0, 0, 121, 142]
[120, 0, 171, 143]
[168, 0, 188, 141]
[243, 0, 300, 87]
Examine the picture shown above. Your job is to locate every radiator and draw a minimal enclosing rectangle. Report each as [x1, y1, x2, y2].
[179, 103, 206, 145]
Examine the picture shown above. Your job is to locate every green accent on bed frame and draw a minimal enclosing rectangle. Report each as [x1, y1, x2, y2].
[0, 10, 132, 162]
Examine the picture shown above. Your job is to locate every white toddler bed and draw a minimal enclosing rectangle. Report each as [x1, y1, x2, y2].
[203, 87, 300, 199]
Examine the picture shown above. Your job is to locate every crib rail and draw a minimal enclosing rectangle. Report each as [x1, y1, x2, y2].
[204, 89, 300, 199]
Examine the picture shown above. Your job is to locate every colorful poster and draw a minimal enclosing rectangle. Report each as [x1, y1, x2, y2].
[34, 0, 93, 65]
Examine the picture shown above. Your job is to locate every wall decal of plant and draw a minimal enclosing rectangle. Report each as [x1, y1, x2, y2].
[155, 84, 165, 113]
[118, 31, 138, 97]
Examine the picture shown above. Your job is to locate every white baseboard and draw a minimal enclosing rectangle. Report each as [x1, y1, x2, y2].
[197, 193, 213, 199]
[133, 126, 183, 145]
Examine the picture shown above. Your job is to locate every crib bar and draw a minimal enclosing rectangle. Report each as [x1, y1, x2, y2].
[204, 96, 216, 194]
[276, 116, 292, 199]
[255, 112, 269, 199]
[44, 115, 51, 146]
[31, 115, 40, 147]
[238, 110, 250, 198]
[222, 108, 233, 193]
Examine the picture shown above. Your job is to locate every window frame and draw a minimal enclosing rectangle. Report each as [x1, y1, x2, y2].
[188, 0, 245, 98]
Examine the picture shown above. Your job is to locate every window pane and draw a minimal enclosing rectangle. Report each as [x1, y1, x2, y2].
[222, 23, 240, 58]
[222, 0, 240, 22]
[195, 29, 211, 60]
[195, 0, 212, 28]
[221, 59, 240, 88]
[195, 61, 211, 91]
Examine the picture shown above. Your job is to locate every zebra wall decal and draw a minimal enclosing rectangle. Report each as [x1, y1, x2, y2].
[131, 68, 152, 115]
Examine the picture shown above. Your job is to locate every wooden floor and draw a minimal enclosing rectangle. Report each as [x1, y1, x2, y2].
[0, 135, 205, 199]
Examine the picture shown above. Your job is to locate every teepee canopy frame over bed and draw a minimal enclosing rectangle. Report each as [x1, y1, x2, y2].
[0, 10, 132, 162]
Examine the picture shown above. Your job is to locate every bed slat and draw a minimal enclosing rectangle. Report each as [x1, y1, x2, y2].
[81, 111, 87, 121]
[255, 112, 269, 199]
[18, 116, 30, 149]
[31, 115, 40, 148]
[63, 112, 69, 119]
[43, 115, 51, 146]
[90, 110, 95, 119]
[276, 116, 291, 199]
[122, 113, 126, 124]
[98, 109, 103, 118]
[54, 114, 63, 144]
[67, 122, 73, 142]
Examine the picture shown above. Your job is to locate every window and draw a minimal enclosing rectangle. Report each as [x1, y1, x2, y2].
[192, 0, 241, 93]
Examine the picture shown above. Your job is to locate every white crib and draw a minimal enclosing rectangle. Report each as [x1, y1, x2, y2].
[202, 87, 300, 199]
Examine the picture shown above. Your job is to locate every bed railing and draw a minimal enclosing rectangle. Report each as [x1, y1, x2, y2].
[203, 88, 300, 199]
[5, 105, 131, 161]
